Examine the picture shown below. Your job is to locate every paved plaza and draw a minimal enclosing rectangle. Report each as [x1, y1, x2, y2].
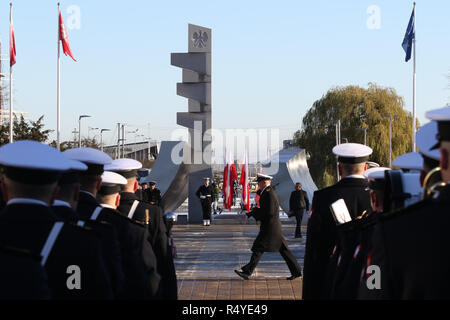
[172, 218, 305, 300]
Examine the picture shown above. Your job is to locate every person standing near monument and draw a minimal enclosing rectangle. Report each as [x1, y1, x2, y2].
[146, 181, 162, 207]
[234, 174, 302, 280]
[196, 177, 214, 226]
[289, 182, 310, 238]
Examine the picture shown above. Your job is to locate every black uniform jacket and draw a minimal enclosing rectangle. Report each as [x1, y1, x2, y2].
[135, 189, 147, 202]
[289, 189, 310, 211]
[0, 202, 113, 299]
[77, 191, 160, 299]
[248, 186, 286, 253]
[52, 204, 124, 297]
[196, 184, 214, 220]
[324, 211, 379, 300]
[196, 185, 215, 205]
[0, 244, 51, 300]
[0, 188, 5, 211]
[359, 184, 450, 300]
[146, 188, 162, 206]
[303, 177, 371, 300]
[118, 192, 178, 300]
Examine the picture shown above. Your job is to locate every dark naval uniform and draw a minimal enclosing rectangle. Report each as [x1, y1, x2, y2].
[146, 188, 162, 207]
[0, 188, 5, 211]
[118, 192, 178, 300]
[196, 184, 215, 220]
[77, 191, 160, 299]
[0, 244, 51, 300]
[241, 186, 302, 278]
[303, 177, 371, 300]
[324, 211, 378, 300]
[359, 185, 450, 299]
[52, 203, 125, 297]
[0, 202, 113, 299]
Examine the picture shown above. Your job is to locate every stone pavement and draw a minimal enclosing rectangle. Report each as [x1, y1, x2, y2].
[172, 222, 306, 300]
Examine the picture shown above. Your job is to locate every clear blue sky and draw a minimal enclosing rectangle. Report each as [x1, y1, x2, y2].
[1, 0, 449, 158]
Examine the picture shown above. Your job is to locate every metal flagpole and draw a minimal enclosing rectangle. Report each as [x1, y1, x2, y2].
[412, 2, 416, 151]
[9, 3, 13, 143]
[57, 3, 61, 150]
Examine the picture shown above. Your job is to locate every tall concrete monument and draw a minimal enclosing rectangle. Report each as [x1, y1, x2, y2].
[171, 24, 212, 223]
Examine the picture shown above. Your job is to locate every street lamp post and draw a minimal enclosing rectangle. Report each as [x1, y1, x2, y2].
[357, 128, 367, 145]
[127, 129, 139, 160]
[383, 115, 393, 168]
[100, 129, 111, 152]
[78, 115, 91, 148]
[88, 127, 99, 141]
[136, 134, 144, 161]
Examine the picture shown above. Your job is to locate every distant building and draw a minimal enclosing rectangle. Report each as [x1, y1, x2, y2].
[103, 140, 158, 161]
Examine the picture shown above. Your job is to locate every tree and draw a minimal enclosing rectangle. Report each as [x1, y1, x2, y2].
[294, 83, 416, 189]
[0, 115, 52, 146]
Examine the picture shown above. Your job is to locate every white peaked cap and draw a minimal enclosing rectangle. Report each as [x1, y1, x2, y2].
[393, 152, 423, 171]
[364, 167, 391, 181]
[104, 158, 143, 172]
[425, 106, 450, 121]
[63, 147, 112, 165]
[332, 143, 373, 163]
[0, 140, 72, 172]
[416, 121, 440, 161]
[101, 171, 128, 186]
[66, 159, 88, 172]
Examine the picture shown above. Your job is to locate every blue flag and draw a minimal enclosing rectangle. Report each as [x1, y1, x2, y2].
[402, 8, 415, 62]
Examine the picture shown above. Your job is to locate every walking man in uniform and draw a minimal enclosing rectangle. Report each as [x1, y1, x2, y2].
[234, 174, 302, 280]
[289, 182, 310, 238]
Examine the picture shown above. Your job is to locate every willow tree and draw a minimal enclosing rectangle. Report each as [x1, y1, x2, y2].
[294, 83, 415, 188]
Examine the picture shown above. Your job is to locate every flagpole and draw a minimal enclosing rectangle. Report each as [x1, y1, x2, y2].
[9, 2, 13, 144]
[412, 2, 416, 152]
[57, 3, 61, 150]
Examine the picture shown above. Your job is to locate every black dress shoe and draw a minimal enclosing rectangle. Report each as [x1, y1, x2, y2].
[234, 270, 250, 280]
[286, 274, 301, 280]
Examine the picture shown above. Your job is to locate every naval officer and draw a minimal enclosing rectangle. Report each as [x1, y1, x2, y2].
[146, 181, 162, 207]
[107, 158, 178, 300]
[234, 174, 302, 281]
[63, 148, 159, 299]
[0, 141, 113, 299]
[302, 143, 372, 300]
[195, 177, 214, 226]
[97, 170, 161, 298]
[359, 108, 450, 299]
[52, 159, 125, 297]
[329, 167, 390, 300]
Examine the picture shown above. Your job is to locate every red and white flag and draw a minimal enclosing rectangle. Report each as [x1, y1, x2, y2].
[59, 10, 76, 61]
[10, 6, 16, 67]
[223, 150, 238, 210]
[240, 152, 250, 212]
